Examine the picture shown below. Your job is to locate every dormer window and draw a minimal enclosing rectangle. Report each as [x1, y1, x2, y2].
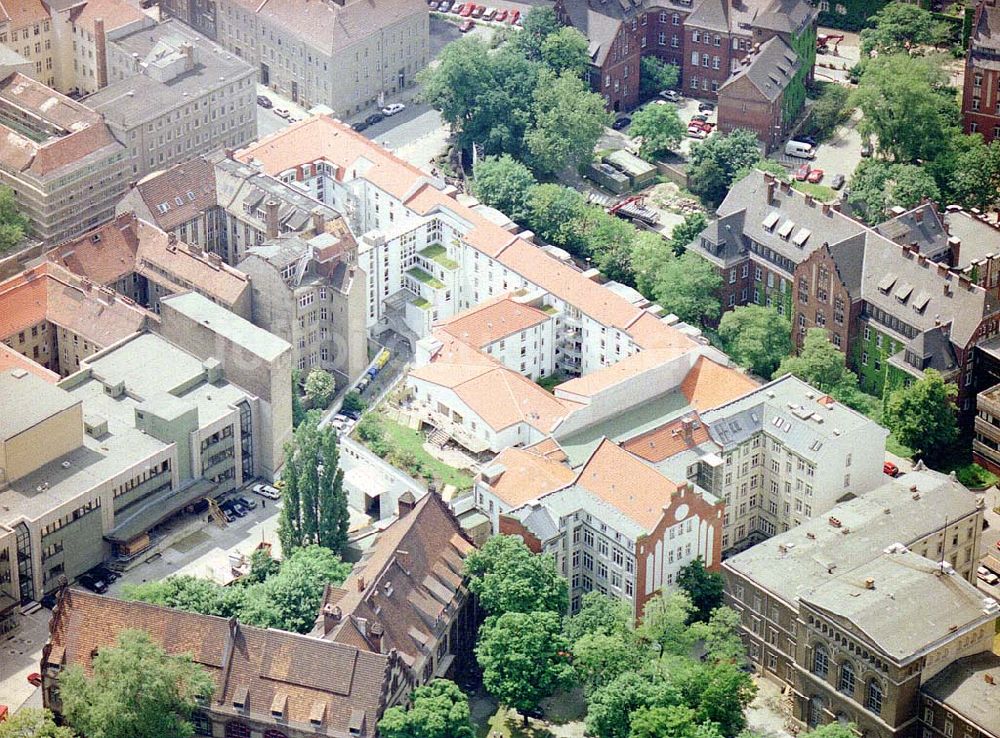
[349, 708, 366, 736]
[270, 693, 288, 721]
[310, 701, 326, 727]
[232, 685, 249, 712]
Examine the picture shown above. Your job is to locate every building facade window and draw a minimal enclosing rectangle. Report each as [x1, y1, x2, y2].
[812, 644, 829, 677]
[865, 679, 883, 715]
[838, 661, 856, 695]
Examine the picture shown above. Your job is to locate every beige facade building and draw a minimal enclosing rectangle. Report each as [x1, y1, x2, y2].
[0, 0, 54, 87]
[0, 71, 128, 243]
[0, 262, 152, 377]
[214, 0, 428, 116]
[85, 19, 256, 179]
[724, 468, 997, 738]
[45, 213, 252, 318]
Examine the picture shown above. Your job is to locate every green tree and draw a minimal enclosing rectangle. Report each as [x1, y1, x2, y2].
[524, 183, 589, 249]
[472, 154, 538, 222]
[718, 305, 793, 378]
[573, 631, 648, 694]
[278, 416, 350, 554]
[378, 680, 475, 738]
[513, 6, 561, 60]
[464, 535, 568, 615]
[853, 54, 956, 164]
[847, 159, 941, 225]
[585, 671, 679, 738]
[629, 103, 686, 160]
[578, 209, 641, 285]
[540, 27, 590, 77]
[805, 724, 860, 738]
[418, 38, 495, 129]
[687, 130, 765, 207]
[677, 558, 725, 623]
[640, 57, 680, 98]
[525, 70, 611, 175]
[678, 661, 757, 737]
[884, 369, 959, 465]
[476, 611, 576, 723]
[291, 368, 306, 427]
[629, 705, 724, 738]
[668, 211, 708, 255]
[773, 328, 853, 392]
[0, 708, 76, 738]
[59, 630, 213, 738]
[638, 590, 697, 657]
[246, 546, 280, 584]
[632, 241, 722, 326]
[120, 575, 233, 617]
[690, 607, 747, 666]
[304, 367, 336, 408]
[805, 82, 853, 141]
[947, 135, 1000, 211]
[340, 390, 366, 416]
[0, 187, 27, 254]
[860, 3, 953, 55]
[564, 591, 633, 642]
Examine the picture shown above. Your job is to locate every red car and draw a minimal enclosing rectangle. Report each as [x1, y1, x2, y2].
[472, 4, 485, 17]
[27, 672, 42, 687]
[688, 120, 712, 133]
[459, 18, 475, 31]
[509, 8, 520, 23]
[459, 3, 473, 15]
[794, 163, 811, 181]
[495, 8, 507, 20]
[883, 461, 899, 477]
[806, 168, 825, 184]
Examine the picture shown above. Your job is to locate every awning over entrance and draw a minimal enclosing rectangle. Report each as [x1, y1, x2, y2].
[106, 478, 217, 545]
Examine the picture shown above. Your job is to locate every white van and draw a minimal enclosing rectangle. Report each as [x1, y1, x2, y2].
[785, 140, 815, 159]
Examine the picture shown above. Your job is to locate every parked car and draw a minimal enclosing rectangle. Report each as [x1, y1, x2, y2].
[611, 116, 631, 130]
[977, 566, 1000, 586]
[861, 140, 873, 157]
[459, 18, 475, 31]
[252, 483, 281, 500]
[830, 173, 845, 190]
[222, 508, 236, 523]
[452, 2, 465, 11]
[495, 8, 507, 20]
[438, 0, 453, 9]
[77, 573, 108, 594]
[90, 564, 119, 583]
[806, 168, 825, 184]
[237, 496, 257, 511]
[472, 4, 485, 17]
[342, 407, 362, 420]
[483, 7, 496, 19]
[365, 112, 385, 126]
[459, 3, 473, 15]
[690, 113, 709, 122]
[27, 673, 42, 687]
[509, 8, 520, 23]
[352, 120, 370, 132]
[883, 461, 899, 477]
[256, 95, 272, 108]
[698, 101, 715, 112]
[659, 89, 681, 102]
[791, 134, 817, 147]
[794, 163, 812, 181]
[688, 120, 713, 133]
[273, 108, 290, 119]
[785, 140, 815, 159]
[687, 126, 708, 139]
[381, 103, 406, 116]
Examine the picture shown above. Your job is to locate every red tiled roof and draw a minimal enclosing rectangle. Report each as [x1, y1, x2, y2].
[437, 294, 550, 349]
[622, 413, 712, 463]
[69, 0, 148, 33]
[133, 158, 217, 231]
[0, 343, 58, 382]
[0, 0, 49, 28]
[481, 446, 575, 508]
[681, 356, 759, 411]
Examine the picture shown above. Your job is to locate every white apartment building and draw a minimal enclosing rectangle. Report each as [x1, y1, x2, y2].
[214, 0, 428, 116]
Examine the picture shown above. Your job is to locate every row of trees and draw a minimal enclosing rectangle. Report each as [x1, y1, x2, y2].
[420, 7, 610, 177]
[122, 544, 351, 634]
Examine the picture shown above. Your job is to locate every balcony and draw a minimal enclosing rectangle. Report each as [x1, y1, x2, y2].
[407, 267, 445, 290]
[409, 400, 491, 454]
[419, 244, 459, 271]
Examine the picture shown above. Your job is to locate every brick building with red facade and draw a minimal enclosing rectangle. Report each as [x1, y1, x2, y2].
[962, 0, 1000, 144]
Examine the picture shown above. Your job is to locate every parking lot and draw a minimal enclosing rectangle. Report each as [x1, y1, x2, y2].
[0, 607, 49, 715]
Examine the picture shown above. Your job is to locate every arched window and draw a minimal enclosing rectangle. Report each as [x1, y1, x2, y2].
[839, 661, 856, 695]
[866, 678, 883, 714]
[226, 723, 251, 738]
[264, 731, 288, 738]
[807, 696, 826, 728]
[813, 645, 829, 677]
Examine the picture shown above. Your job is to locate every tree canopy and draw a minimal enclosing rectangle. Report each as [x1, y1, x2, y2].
[0, 709, 76, 738]
[525, 70, 612, 175]
[340, 390, 366, 416]
[629, 103, 686, 160]
[59, 629, 214, 738]
[632, 240, 722, 326]
[860, 3, 954, 56]
[303, 367, 336, 408]
[540, 27, 591, 78]
[0, 187, 27, 255]
[847, 159, 940, 225]
[464, 535, 568, 616]
[804, 83, 853, 141]
[884, 369, 959, 465]
[669, 212, 708, 255]
[687, 130, 766, 207]
[278, 415, 350, 554]
[719, 305, 793, 378]
[773, 328, 854, 393]
[476, 610, 576, 720]
[378, 680, 475, 738]
[472, 154, 538, 223]
[676, 558, 725, 623]
[640, 57, 680, 98]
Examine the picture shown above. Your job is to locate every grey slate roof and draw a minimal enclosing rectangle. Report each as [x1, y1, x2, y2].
[943, 208, 1000, 270]
[686, 0, 729, 32]
[874, 203, 951, 263]
[750, 0, 817, 35]
[721, 36, 799, 102]
[921, 652, 1000, 737]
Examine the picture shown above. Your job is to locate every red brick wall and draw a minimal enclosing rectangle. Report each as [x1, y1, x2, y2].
[682, 24, 737, 98]
[717, 74, 785, 152]
[792, 238, 856, 354]
[962, 4, 1000, 144]
[498, 515, 542, 553]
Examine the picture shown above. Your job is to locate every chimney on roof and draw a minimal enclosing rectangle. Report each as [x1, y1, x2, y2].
[914, 207, 924, 224]
[681, 416, 695, 442]
[864, 577, 875, 589]
[311, 209, 326, 235]
[986, 673, 996, 685]
[398, 490, 416, 517]
[357, 576, 366, 592]
[764, 173, 776, 204]
[821, 202, 831, 216]
[369, 621, 384, 653]
[265, 200, 280, 239]
[804, 193, 814, 207]
[322, 603, 341, 634]
[167, 232, 177, 245]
